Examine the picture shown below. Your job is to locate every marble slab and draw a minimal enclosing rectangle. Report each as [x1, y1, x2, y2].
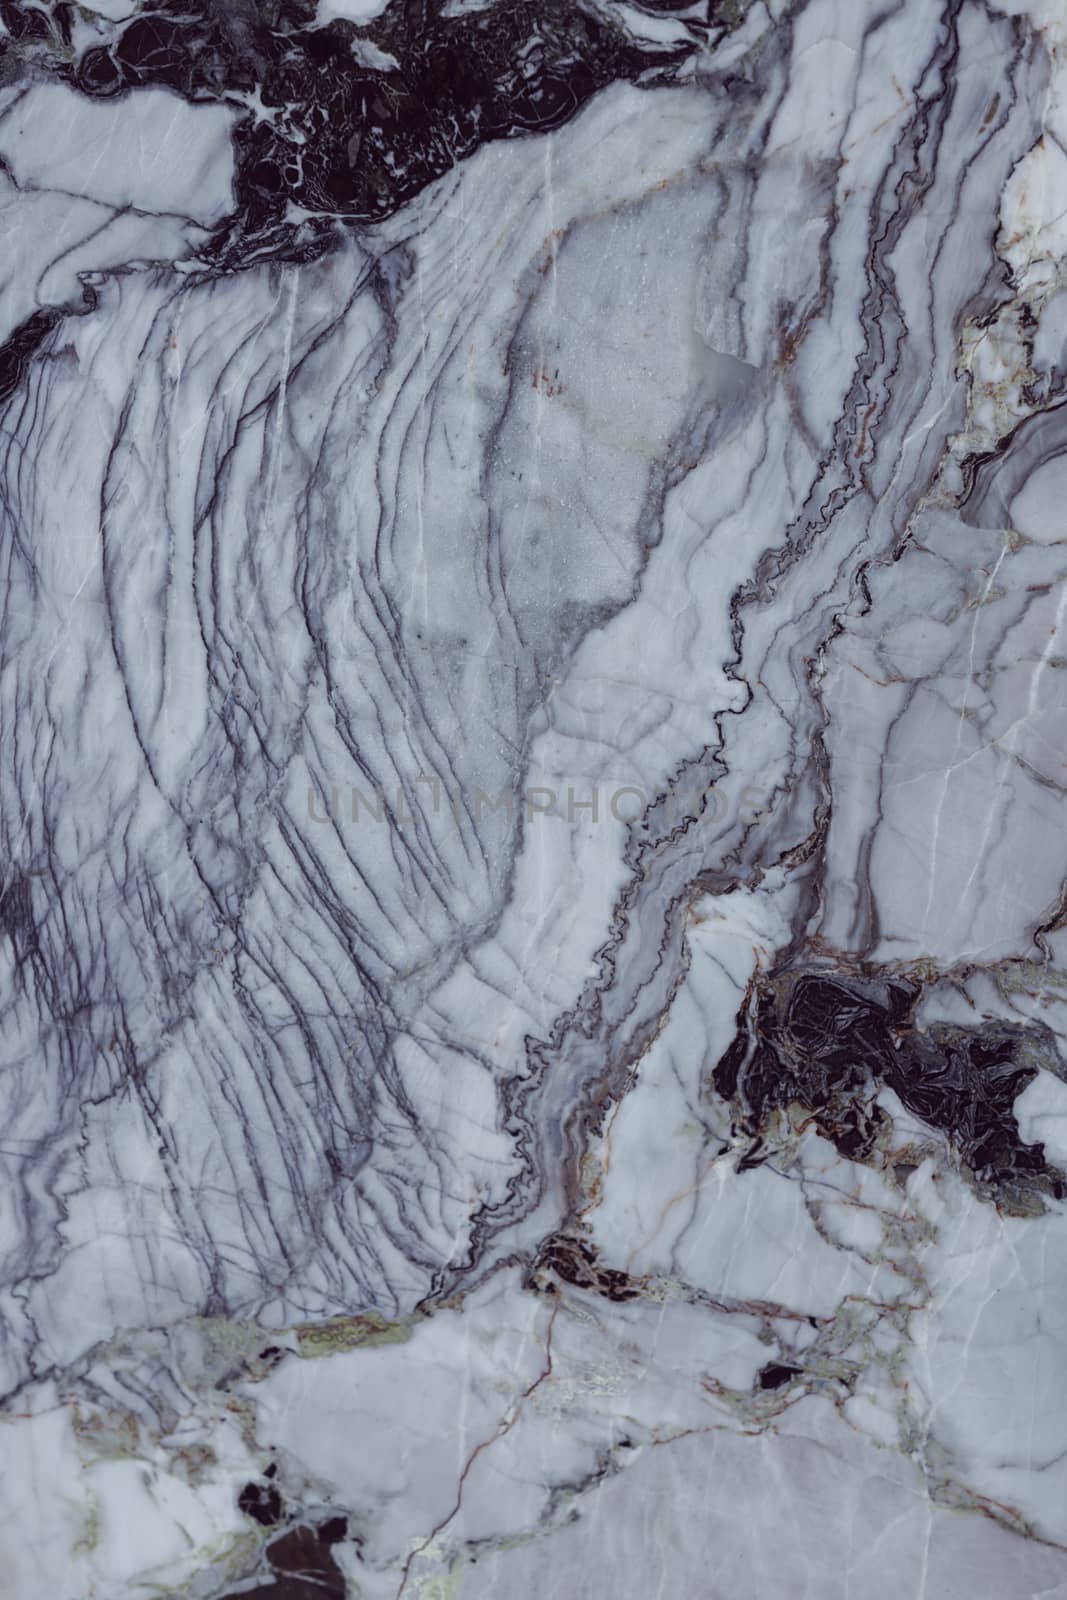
[2, 0, 1067, 1595]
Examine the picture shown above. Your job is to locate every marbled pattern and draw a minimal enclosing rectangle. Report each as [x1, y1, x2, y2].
[2, 0, 1067, 1595]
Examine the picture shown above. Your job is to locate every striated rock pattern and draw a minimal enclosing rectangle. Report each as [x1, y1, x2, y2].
[2, 0, 1067, 1595]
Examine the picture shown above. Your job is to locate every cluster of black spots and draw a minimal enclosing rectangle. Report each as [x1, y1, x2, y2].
[714, 969, 1065, 1203]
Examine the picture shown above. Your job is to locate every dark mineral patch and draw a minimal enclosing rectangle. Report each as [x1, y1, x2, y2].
[713, 969, 1064, 1203]
[238, 1479, 284, 1527]
[530, 1233, 643, 1301]
[757, 1362, 801, 1390]
[1, 0, 713, 272]
[218, 1519, 347, 1600]
[0, 308, 67, 408]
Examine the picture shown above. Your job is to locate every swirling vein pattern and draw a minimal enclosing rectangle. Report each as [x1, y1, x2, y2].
[3, 0, 1067, 1596]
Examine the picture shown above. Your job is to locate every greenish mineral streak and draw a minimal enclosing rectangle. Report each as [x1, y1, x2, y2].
[294, 1309, 417, 1357]
[73, 1496, 100, 1556]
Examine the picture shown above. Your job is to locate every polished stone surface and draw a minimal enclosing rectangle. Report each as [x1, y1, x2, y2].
[3, 0, 1067, 1595]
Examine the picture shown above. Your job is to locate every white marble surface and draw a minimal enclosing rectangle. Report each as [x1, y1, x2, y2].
[2, 0, 1067, 1595]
